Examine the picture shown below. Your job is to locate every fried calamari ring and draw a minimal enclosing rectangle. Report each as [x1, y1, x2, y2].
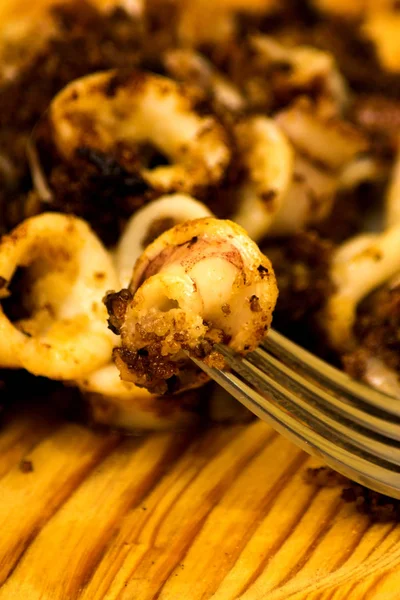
[0, 213, 118, 379]
[163, 49, 245, 113]
[116, 194, 212, 287]
[50, 70, 231, 196]
[249, 35, 348, 113]
[269, 154, 338, 237]
[323, 226, 400, 351]
[275, 99, 368, 171]
[233, 116, 294, 241]
[232, 117, 337, 239]
[105, 217, 278, 394]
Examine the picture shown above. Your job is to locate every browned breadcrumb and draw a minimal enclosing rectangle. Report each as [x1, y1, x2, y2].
[19, 459, 34, 473]
[305, 466, 400, 522]
[103, 289, 132, 335]
[249, 294, 262, 312]
[0, 1, 146, 231]
[343, 285, 400, 378]
[303, 466, 348, 487]
[263, 231, 335, 355]
[221, 303, 231, 315]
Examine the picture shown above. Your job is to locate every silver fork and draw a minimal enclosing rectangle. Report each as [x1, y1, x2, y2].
[190, 330, 400, 499]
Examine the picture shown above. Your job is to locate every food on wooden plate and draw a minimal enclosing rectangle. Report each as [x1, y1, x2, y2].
[0, 0, 399, 432]
[105, 218, 278, 394]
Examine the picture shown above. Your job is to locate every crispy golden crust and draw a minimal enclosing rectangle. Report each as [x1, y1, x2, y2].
[106, 217, 278, 394]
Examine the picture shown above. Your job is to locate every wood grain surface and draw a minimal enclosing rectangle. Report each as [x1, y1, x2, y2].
[0, 399, 399, 600]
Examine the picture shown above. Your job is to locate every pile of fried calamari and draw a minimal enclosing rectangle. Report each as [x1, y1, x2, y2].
[0, 0, 399, 431]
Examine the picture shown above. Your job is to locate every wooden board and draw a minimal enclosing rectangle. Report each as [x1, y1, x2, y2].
[0, 399, 400, 600]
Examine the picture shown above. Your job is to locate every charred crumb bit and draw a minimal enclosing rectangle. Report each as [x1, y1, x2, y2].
[94, 271, 106, 281]
[249, 294, 261, 312]
[76, 147, 146, 190]
[305, 466, 400, 522]
[271, 60, 293, 74]
[222, 333, 232, 345]
[342, 349, 368, 380]
[19, 459, 34, 473]
[187, 236, 198, 248]
[341, 486, 400, 522]
[104, 70, 138, 97]
[221, 303, 231, 315]
[244, 344, 250, 351]
[20, 329, 32, 338]
[304, 466, 349, 487]
[173, 332, 187, 342]
[141, 217, 176, 248]
[166, 375, 181, 394]
[204, 351, 226, 369]
[114, 345, 179, 394]
[257, 265, 269, 278]
[293, 172, 306, 183]
[104, 288, 133, 335]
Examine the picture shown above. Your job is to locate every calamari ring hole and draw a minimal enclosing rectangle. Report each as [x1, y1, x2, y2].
[141, 217, 177, 248]
[138, 142, 170, 170]
[2, 267, 32, 323]
[1, 250, 77, 330]
[154, 295, 180, 313]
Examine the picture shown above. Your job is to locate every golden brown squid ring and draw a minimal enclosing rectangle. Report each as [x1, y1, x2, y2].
[323, 226, 400, 351]
[0, 213, 118, 379]
[232, 116, 337, 239]
[249, 34, 348, 111]
[164, 48, 245, 113]
[233, 116, 294, 241]
[107, 217, 278, 394]
[275, 100, 368, 171]
[50, 70, 231, 196]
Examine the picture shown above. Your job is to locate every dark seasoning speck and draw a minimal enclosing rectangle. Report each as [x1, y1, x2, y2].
[19, 459, 34, 473]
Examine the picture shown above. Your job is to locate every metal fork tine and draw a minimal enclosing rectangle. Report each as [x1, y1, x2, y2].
[190, 355, 400, 499]
[248, 346, 400, 442]
[264, 330, 400, 417]
[215, 345, 400, 466]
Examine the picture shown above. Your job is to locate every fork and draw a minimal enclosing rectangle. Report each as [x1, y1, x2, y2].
[190, 330, 400, 499]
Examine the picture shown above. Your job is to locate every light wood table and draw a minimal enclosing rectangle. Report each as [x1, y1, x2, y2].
[0, 399, 399, 600]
